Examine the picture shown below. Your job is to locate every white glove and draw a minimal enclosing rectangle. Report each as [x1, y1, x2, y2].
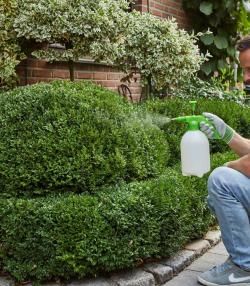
[200, 112, 235, 144]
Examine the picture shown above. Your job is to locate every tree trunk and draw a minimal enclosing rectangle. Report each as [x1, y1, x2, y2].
[68, 59, 75, 81]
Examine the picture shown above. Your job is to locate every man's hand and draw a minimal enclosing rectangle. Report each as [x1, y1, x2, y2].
[200, 112, 235, 144]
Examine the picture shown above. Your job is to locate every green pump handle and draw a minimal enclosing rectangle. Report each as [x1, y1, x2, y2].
[172, 101, 221, 139]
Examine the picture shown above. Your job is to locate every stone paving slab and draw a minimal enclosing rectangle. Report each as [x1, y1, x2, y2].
[207, 241, 228, 256]
[162, 270, 200, 286]
[187, 252, 228, 272]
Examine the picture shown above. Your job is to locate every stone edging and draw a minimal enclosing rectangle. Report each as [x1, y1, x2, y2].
[0, 230, 221, 286]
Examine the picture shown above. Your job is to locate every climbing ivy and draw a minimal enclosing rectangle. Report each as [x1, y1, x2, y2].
[182, 0, 250, 79]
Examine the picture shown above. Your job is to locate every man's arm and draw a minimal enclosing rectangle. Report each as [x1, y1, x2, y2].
[228, 132, 250, 157]
[226, 153, 250, 177]
[225, 133, 250, 176]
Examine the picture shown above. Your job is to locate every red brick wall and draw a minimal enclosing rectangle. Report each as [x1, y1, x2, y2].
[16, 1, 191, 100]
[16, 59, 141, 102]
[134, 0, 191, 28]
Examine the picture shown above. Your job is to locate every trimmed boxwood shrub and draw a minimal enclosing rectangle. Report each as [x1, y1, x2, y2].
[0, 151, 236, 282]
[0, 80, 169, 197]
[143, 98, 250, 165]
[0, 170, 200, 282]
[0, 79, 243, 284]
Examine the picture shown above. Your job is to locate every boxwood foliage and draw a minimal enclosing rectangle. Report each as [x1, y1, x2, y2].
[0, 80, 169, 197]
[143, 98, 250, 165]
[0, 151, 236, 282]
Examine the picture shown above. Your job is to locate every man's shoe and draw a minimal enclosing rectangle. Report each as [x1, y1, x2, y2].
[197, 258, 250, 286]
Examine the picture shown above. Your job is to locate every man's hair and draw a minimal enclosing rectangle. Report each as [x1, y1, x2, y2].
[236, 36, 250, 52]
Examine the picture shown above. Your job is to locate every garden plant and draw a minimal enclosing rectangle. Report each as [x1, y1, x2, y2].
[0, 0, 248, 284]
[0, 0, 206, 95]
[0, 80, 248, 283]
[182, 0, 250, 80]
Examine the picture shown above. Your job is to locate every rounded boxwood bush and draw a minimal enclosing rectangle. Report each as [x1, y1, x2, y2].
[0, 167, 207, 282]
[0, 80, 169, 197]
[0, 152, 235, 282]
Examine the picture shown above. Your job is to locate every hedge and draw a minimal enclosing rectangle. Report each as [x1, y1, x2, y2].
[0, 80, 169, 197]
[0, 81, 243, 283]
[143, 98, 250, 165]
[0, 151, 236, 282]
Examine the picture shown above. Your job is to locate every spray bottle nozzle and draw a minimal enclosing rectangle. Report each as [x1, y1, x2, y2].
[172, 115, 205, 131]
[189, 101, 197, 115]
[171, 102, 221, 139]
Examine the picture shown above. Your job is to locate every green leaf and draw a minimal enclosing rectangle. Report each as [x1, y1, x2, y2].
[214, 35, 228, 49]
[200, 33, 214, 45]
[227, 46, 236, 58]
[201, 60, 216, 75]
[217, 59, 227, 70]
[208, 17, 219, 27]
[225, 0, 234, 10]
[200, 2, 213, 15]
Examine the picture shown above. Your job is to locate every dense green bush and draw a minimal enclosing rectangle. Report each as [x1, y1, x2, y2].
[0, 151, 236, 282]
[169, 77, 245, 105]
[0, 80, 169, 197]
[143, 98, 250, 165]
[0, 79, 244, 284]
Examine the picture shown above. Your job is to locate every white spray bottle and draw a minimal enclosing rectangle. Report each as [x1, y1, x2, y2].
[172, 101, 220, 178]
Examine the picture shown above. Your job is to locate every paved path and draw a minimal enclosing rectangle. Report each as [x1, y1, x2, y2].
[163, 242, 228, 286]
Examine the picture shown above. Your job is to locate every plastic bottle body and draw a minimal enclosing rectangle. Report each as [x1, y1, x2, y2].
[180, 130, 210, 178]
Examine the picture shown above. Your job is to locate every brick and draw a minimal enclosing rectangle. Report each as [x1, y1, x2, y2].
[161, 250, 196, 274]
[36, 60, 54, 69]
[18, 78, 27, 86]
[67, 278, 115, 286]
[25, 283, 60, 286]
[27, 78, 52, 85]
[185, 239, 211, 256]
[53, 70, 70, 79]
[204, 230, 221, 246]
[27, 78, 41, 85]
[74, 63, 93, 72]
[152, 9, 162, 17]
[107, 73, 122, 80]
[92, 73, 107, 80]
[54, 62, 71, 70]
[0, 277, 15, 286]
[76, 72, 93, 79]
[26, 58, 39, 68]
[32, 69, 52, 78]
[95, 80, 118, 88]
[111, 269, 155, 286]
[42, 284, 61, 286]
[143, 263, 173, 284]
